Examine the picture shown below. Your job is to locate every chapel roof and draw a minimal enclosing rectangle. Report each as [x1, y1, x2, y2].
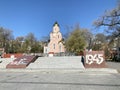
[53, 21, 59, 27]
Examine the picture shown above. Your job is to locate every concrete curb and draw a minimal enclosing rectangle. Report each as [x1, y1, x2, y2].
[0, 68, 118, 74]
[84, 68, 118, 74]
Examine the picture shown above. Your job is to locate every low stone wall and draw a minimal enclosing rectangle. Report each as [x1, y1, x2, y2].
[2, 53, 23, 58]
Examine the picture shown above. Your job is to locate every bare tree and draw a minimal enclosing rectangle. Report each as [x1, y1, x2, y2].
[93, 2, 120, 38]
[81, 29, 93, 50]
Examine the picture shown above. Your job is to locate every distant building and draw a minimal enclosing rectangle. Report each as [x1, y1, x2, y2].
[44, 22, 65, 54]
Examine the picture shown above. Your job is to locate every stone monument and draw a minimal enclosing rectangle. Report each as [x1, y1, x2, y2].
[84, 51, 107, 68]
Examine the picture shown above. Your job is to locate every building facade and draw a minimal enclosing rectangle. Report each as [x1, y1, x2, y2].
[44, 22, 65, 54]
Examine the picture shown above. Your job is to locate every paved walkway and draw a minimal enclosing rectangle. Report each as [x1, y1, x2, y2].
[106, 61, 120, 72]
[0, 71, 120, 90]
[0, 58, 14, 68]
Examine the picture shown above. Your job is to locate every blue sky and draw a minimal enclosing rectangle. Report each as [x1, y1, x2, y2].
[0, 0, 116, 40]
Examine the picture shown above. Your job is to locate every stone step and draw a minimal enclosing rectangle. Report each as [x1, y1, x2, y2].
[27, 56, 84, 69]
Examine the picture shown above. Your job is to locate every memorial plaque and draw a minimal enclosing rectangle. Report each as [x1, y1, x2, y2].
[84, 51, 107, 68]
[6, 55, 37, 69]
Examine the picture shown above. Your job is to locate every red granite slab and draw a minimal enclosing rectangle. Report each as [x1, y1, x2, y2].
[6, 55, 37, 69]
[84, 51, 107, 68]
[3, 53, 23, 58]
